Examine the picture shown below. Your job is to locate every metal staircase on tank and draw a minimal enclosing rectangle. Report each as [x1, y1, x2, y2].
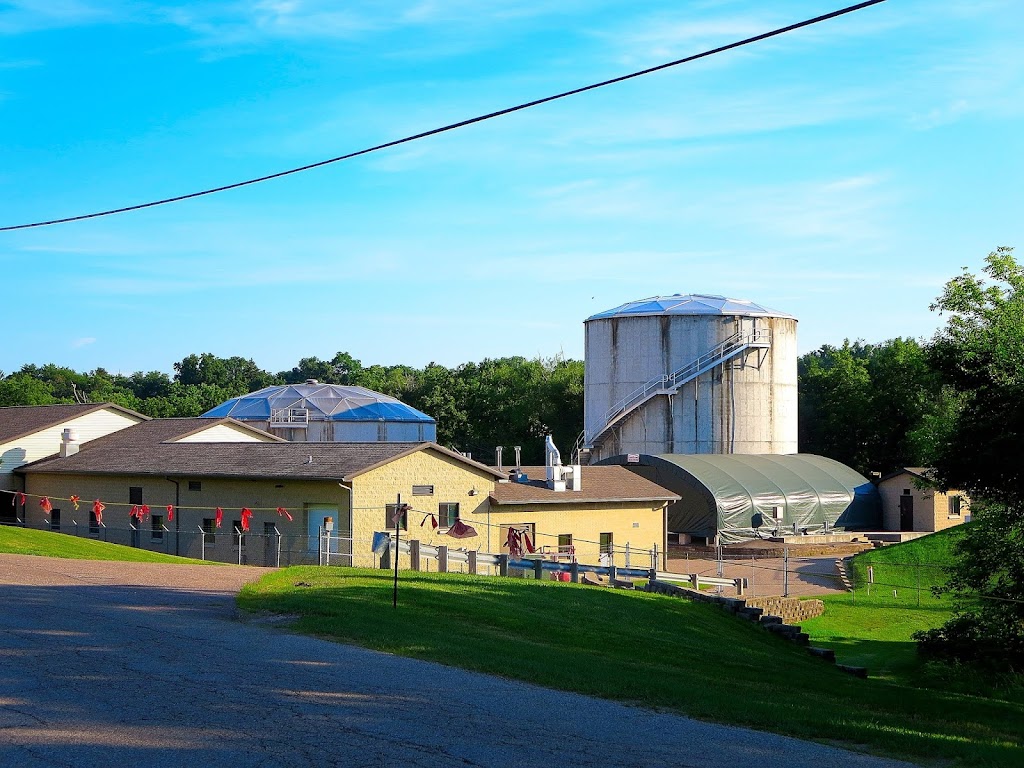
[574, 328, 772, 462]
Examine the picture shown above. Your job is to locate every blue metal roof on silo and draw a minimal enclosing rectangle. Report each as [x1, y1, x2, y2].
[203, 383, 435, 423]
[587, 294, 796, 321]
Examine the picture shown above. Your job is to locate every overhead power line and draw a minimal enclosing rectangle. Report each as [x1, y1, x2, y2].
[0, 0, 886, 232]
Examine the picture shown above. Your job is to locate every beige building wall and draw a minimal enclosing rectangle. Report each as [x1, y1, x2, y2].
[879, 473, 970, 533]
[0, 409, 143, 491]
[172, 423, 275, 442]
[22, 472, 350, 566]
[351, 449, 497, 568]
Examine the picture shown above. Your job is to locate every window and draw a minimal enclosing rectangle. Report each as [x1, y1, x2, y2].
[202, 518, 216, 545]
[129, 486, 143, 505]
[558, 533, 573, 554]
[438, 502, 460, 528]
[264, 522, 277, 536]
[385, 504, 408, 531]
[233, 520, 244, 546]
[412, 485, 434, 496]
[599, 532, 613, 555]
[948, 495, 963, 517]
[50, 508, 61, 532]
[188, 481, 202, 492]
[89, 511, 99, 536]
[151, 515, 164, 542]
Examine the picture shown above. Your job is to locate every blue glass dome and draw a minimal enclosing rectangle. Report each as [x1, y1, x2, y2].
[204, 383, 434, 424]
[587, 294, 795, 321]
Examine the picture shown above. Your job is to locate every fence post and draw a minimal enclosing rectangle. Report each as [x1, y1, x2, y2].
[533, 559, 543, 580]
[570, 562, 580, 583]
[276, 527, 282, 568]
[609, 564, 617, 582]
[783, 548, 790, 597]
[380, 545, 392, 571]
[498, 554, 509, 577]
[734, 577, 745, 597]
[199, 525, 206, 561]
[235, 527, 243, 565]
[437, 545, 448, 573]
[625, 542, 631, 568]
[467, 549, 477, 576]
[647, 568, 656, 586]
[689, 573, 699, 590]
[409, 540, 421, 572]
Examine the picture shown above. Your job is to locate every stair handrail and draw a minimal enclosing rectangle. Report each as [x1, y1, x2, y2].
[587, 328, 771, 446]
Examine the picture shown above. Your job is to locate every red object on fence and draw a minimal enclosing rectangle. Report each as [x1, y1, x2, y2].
[69, 495, 80, 510]
[215, 507, 223, 528]
[129, 504, 140, 520]
[17, 492, 26, 508]
[276, 506, 293, 522]
[39, 497, 52, 515]
[141, 504, 151, 520]
[92, 499, 105, 525]
[166, 504, 174, 521]
[240, 507, 253, 532]
[445, 519, 477, 539]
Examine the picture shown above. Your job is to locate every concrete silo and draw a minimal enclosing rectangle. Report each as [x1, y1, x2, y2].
[582, 294, 797, 462]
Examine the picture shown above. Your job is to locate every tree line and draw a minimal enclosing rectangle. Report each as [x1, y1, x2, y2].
[0, 341, 958, 476]
[0, 353, 583, 466]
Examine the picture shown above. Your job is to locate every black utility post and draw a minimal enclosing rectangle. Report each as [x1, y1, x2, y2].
[393, 492, 401, 609]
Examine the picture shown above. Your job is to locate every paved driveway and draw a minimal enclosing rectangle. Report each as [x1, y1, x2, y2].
[0, 554, 911, 768]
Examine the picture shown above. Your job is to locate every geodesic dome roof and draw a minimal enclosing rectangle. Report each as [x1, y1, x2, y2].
[203, 383, 435, 423]
[587, 294, 795, 321]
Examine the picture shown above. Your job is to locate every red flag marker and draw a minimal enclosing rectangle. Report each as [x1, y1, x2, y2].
[39, 497, 52, 515]
[69, 495, 80, 510]
[93, 499, 105, 526]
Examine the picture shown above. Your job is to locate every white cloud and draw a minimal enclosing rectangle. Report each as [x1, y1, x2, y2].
[71, 336, 96, 348]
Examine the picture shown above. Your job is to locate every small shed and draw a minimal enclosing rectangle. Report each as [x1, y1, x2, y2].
[877, 468, 970, 532]
[600, 453, 880, 543]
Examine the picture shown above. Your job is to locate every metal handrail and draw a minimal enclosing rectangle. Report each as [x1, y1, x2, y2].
[269, 407, 309, 425]
[586, 328, 771, 445]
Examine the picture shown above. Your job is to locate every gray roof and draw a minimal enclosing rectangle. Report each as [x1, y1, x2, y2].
[0, 403, 147, 445]
[587, 294, 796, 321]
[17, 419, 503, 482]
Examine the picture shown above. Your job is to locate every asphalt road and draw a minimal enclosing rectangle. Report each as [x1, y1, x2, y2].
[0, 554, 912, 768]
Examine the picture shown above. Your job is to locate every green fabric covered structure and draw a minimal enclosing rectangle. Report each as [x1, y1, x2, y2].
[598, 454, 880, 543]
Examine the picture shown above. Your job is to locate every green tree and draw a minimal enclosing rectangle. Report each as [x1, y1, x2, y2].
[914, 247, 1024, 671]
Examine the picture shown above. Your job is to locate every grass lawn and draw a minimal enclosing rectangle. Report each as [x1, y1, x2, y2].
[0, 524, 215, 564]
[239, 566, 1024, 768]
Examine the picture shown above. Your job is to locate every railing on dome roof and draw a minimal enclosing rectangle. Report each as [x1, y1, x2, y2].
[583, 328, 771, 451]
[269, 407, 309, 426]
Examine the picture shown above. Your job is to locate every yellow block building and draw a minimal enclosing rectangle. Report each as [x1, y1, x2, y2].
[15, 417, 678, 570]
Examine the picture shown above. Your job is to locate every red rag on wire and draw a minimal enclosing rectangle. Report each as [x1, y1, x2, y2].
[17, 492, 26, 508]
[505, 527, 522, 558]
[276, 506, 293, 522]
[69, 495, 80, 510]
[240, 507, 253, 532]
[93, 499, 105, 526]
[129, 504, 140, 520]
[166, 504, 173, 521]
[140, 504, 151, 521]
[420, 513, 438, 529]
[39, 497, 53, 515]
[445, 519, 478, 539]
[523, 531, 536, 554]
[215, 507, 223, 528]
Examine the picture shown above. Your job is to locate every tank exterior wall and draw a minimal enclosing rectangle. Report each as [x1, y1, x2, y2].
[585, 314, 797, 460]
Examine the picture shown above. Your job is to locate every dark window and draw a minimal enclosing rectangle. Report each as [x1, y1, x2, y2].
[151, 515, 164, 541]
[89, 511, 99, 535]
[188, 481, 202, 492]
[50, 508, 61, 532]
[599, 532, 613, 554]
[903, 489, 911, 495]
[129, 487, 143, 505]
[264, 522, 277, 536]
[202, 518, 216, 545]
[412, 485, 434, 496]
[558, 534, 573, 554]
[385, 504, 408, 531]
[233, 521, 244, 546]
[948, 495, 962, 517]
[438, 503, 460, 528]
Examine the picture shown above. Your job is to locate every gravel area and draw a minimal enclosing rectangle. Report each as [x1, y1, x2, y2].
[0, 554, 912, 768]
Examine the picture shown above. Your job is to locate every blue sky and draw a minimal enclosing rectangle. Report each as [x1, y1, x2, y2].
[1, 0, 1022, 375]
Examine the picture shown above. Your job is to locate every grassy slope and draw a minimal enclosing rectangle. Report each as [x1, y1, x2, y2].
[239, 567, 1024, 768]
[0, 525, 214, 564]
